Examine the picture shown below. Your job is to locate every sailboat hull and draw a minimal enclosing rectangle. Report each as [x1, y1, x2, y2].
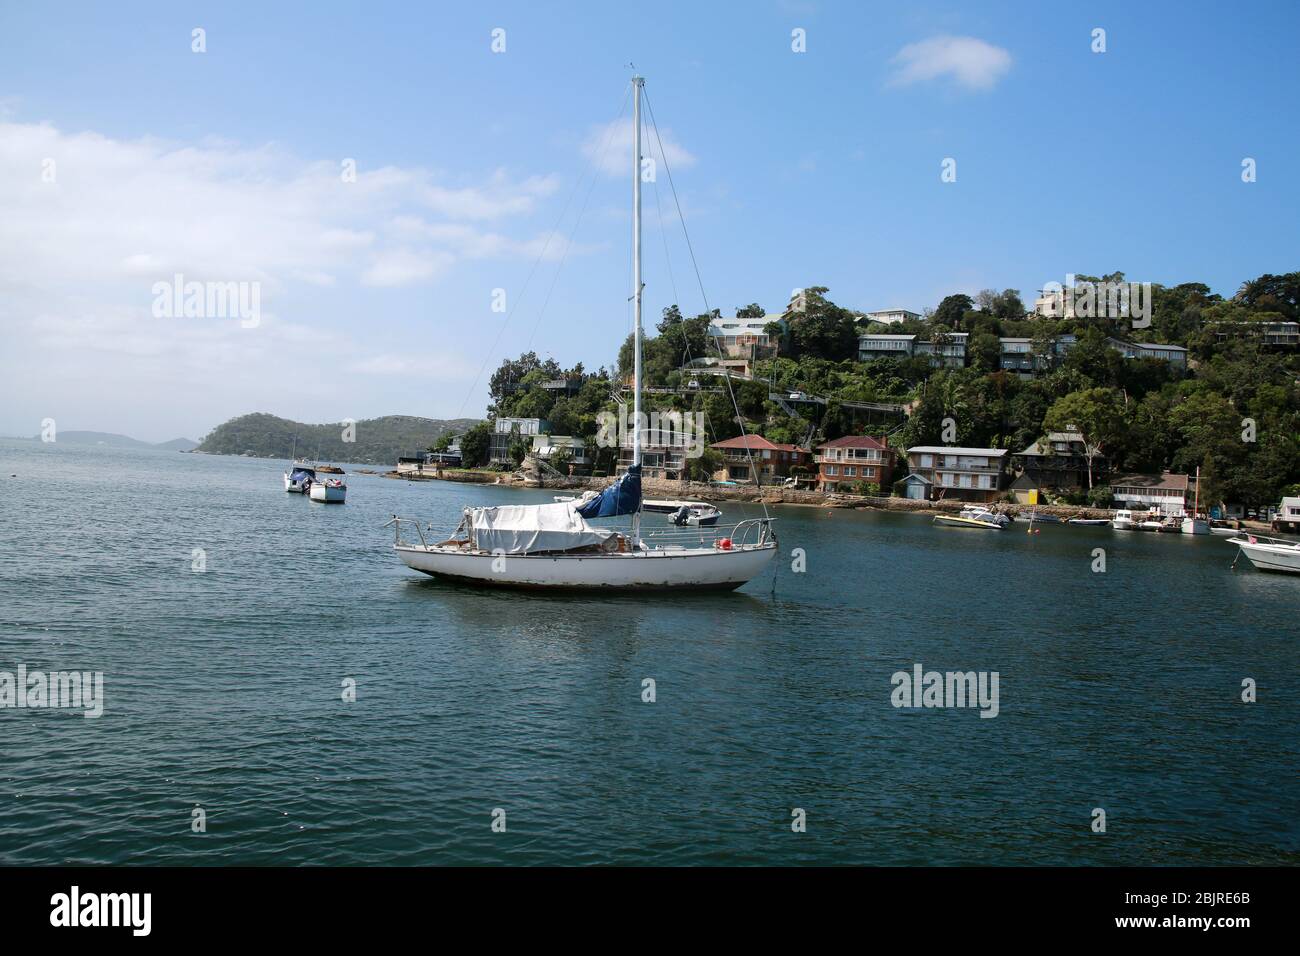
[395, 542, 777, 590]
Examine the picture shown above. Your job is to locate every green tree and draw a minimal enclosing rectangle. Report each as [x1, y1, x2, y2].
[458, 421, 493, 468]
[1043, 387, 1127, 489]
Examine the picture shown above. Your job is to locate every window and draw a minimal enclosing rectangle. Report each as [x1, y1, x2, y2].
[845, 466, 856, 477]
[827, 465, 838, 476]
[920, 454, 933, 468]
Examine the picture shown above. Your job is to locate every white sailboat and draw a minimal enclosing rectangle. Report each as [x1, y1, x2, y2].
[387, 76, 777, 590]
[1181, 466, 1210, 534]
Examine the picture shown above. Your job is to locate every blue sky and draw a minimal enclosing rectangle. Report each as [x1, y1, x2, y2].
[1, 1, 1297, 440]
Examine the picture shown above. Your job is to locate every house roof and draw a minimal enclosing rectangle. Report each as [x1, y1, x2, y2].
[1131, 342, 1189, 352]
[711, 434, 807, 453]
[1017, 432, 1102, 457]
[898, 473, 932, 485]
[1109, 472, 1191, 491]
[1009, 473, 1039, 489]
[816, 435, 889, 450]
[907, 446, 1008, 457]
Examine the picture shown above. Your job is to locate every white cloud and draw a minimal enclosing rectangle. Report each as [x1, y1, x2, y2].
[582, 118, 696, 177]
[0, 118, 577, 438]
[889, 36, 1012, 92]
[0, 120, 564, 291]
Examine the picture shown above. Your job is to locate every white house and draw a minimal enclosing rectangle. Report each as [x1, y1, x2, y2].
[707, 316, 778, 358]
[858, 333, 917, 361]
[1109, 472, 1196, 515]
[1275, 495, 1300, 533]
[862, 308, 922, 325]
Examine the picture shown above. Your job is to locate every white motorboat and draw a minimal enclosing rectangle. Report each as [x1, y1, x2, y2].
[1111, 509, 1135, 531]
[1137, 508, 1166, 532]
[669, 504, 722, 527]
[642, 498, 711, 514]
[387, 76, 776, 591]
[1210, 525, 1245, 537]
[933, 506, 1009, 531]
[1233, 535, 1300, 575]
[284, 460, 316, 493]
[309, 476, 347, 503]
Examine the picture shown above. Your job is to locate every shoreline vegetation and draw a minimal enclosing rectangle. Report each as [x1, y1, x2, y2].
[179, 272, 1298, 512]
[456, 277, 1300, 511]
[192, 412, 478, 465]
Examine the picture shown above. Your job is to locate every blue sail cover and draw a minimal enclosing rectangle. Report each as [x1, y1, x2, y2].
[575, 464, 642, 518]
[289, 468, 316, 482]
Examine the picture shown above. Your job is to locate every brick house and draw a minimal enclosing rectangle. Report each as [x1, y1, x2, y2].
[816, 435, 895, 492]
[710, 434, 811, 484]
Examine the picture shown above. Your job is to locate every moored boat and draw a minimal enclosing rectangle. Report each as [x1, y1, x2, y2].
[1068, 518, 1111, 526]
[1180, 466, 1210, 534]
[642, 497, 712, 514]
[1112, 509, 1136, 531]
[934, 506, 1009, 531]
[386, 75, 776, 591]
[1233, 535, 1300, 575]
[284, 460, 316, 494]
[309, 475, 347, 503]
[669, 504, 722, 527]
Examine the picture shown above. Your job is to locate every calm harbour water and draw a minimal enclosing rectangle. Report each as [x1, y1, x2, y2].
[0, 438, 1296, 866]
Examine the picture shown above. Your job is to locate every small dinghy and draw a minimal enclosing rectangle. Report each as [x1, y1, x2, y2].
[1068, 518, 1111, 526]
[669, 504, 722, 527]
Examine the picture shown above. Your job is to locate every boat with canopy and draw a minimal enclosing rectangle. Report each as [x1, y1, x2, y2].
[386, 76, 776, 590]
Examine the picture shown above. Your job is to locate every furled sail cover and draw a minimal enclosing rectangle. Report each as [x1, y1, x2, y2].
[467, 502, 619, 554]
[574, 464, 642, 519]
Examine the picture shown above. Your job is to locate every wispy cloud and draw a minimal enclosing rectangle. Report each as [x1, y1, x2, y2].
[581, 118, 696, 177]
[888, 36, 1012, 92]
[0, 120, 565, 291]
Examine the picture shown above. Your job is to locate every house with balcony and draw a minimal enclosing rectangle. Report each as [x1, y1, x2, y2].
[710, 435, 811, 484]
[707, 316, 780, 360]
[1105, 338, 1189, 369]
[862, 308, 922, 326]
[529, 434, 591, 471]
[903, 446, 1009, 502]
[616, 425, 695, 480]
[816, 435, 895, 492]
[914, 332, 968, 368]
[1108, 472, 1196, 515]
[1208, 320, 1300, 348]
[858, 333, 917, 361]
[996, 335, 1078, 376]
[1013, 430, 1106, 491]
[489, 417, 549, 466]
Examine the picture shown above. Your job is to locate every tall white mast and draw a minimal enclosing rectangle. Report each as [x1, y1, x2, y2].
[631, 75, 644, 470]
